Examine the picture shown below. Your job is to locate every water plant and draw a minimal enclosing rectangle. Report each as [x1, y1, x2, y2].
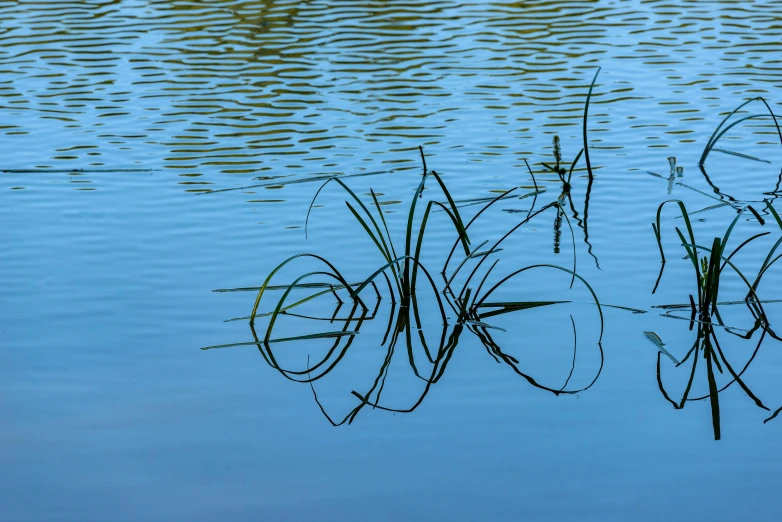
[540, 134, 598, 265]
[205, 68, 607, 425]
[699, 97, 782, 166]
[223, 153, 604, 423]
[651, 200, 782, 439]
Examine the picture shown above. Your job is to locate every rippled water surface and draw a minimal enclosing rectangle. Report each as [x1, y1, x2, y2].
[3, 1, 782, 520]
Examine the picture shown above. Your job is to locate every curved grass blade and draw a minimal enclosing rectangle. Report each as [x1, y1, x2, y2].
[305, 177, 396, 273]
[443, 187, 519, 274]
[700, 98, 782, 165]
[474, 264, 604, 344]
[476, 300, 570, 320]
[456, 202, 558, 303]
[767, 201, 782, 229]
[370, 188, 401, 287]
[250, 253, 361, 325]
[583, 66, 601, 180]
[711, 148, 771, 163]
[567, 148, 584, 186]
[201, 331, 358, 351]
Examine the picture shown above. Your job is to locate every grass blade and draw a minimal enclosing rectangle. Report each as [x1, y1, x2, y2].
[201, 331, 358, 351]
[583, 66, 601, 181]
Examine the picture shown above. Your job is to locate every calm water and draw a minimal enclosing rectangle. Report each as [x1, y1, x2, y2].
[3, 1, 782, 520]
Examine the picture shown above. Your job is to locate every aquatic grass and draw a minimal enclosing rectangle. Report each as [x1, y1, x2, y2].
[443, 201, 572, 309]
[248, 253, 365, 326]
[699, 97, 782, 166]
[228, 165, 604, 424]
[303, 146, 471, 304]
[541, 136, 585, 191]
[541, 138, 594, 262]
[583, 67, 601, 181]
[441, 83, 606, 290]
[251, 301, 370, 385]
[651, 200, 782, 439]
[210, 73, 609, 425]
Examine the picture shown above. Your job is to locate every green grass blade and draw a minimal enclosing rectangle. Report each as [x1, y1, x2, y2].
[656, 200, 699, 267]
[410, 202, 433, 300]
[719, 210, 743, 257]
[474, 264, 603, 343]
[767, 201, 782, 229]
[351, 255, 448, 326]
[201, 331, 358, 351]
[700, 98, 763, 165]
[305, 178, 335, 239]
[442, 240, 490, 294]
[675, 227, 699, 272]
[708, 237, 722, 308]
[471, 259, 499, 308]
[370, 188, 401, 288]
[524, 157, 540, 193]
[265, 271, 353, 342]
[755, 97, 782, 146]
[567, 148, 584, 186]
[443, 187, 519, 274]
[700, 98, 781, 165]
[431, 200, 471, 257]
[306, 177, 395, 270]
[345, 201, 390, 263]
[214, 282, 352, 293]
[683, 241, 773, 327]
[721, 232, 770, 274]
[477, 301, 570, 319]
[752, 253, 782, 296]
[250, 253, 359, 324]
[430, 170, 471, 252]
[752, 236, 782, 292]
[456, 202, 558, 302]
[651, 222, 664, 262]
[707, 114, 768, 154]
[403, 173, 430, 296]
[583, 66, 601, 181]
[230, 281, 340, 322]
[711, 148, 771, 163]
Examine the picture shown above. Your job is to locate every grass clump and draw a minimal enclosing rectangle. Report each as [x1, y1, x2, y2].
[205, 69, 606, 425]
[652, 200, 782, 439]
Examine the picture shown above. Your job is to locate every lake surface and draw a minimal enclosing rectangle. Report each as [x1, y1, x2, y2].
[3, 1, 782, 520]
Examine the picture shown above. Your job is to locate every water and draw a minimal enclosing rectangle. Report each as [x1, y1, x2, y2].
[2, 1, 782, 520]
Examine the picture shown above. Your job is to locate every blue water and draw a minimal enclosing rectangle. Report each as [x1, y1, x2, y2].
[3, 1, 782, 520]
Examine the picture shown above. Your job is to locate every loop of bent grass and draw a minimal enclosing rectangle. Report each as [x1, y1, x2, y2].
[699, 97, 782, 166]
